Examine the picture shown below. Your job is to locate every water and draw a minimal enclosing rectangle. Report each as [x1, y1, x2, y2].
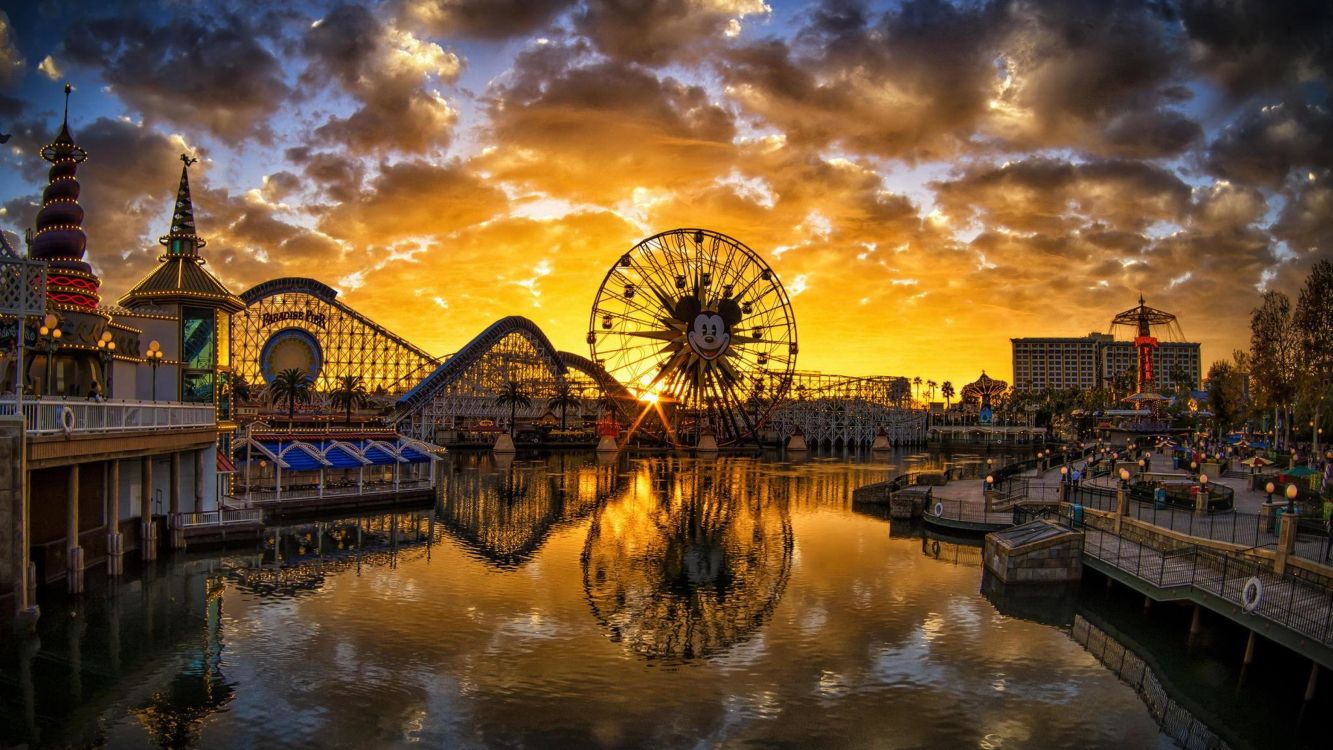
[1, 451, 1319, 748]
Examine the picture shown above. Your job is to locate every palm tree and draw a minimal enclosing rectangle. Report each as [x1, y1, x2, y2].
[494, 380, 531, 437]
[912, 376, 923, 401]
[941, 381, 955, 410]
[330, 374, 369, 426]
[547, 383, 582, 430]
[926, 379, 937, 402]
[268, 368, 313, 428]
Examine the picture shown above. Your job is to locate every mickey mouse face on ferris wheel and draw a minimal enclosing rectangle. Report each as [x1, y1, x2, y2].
[676, 297, 742, 362]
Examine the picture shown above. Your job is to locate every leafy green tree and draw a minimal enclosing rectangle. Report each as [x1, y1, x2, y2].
[547, 383, 582, 430]
[330, 374, 369, 427]
[268, 368, 313, 428]
[1206, 360, 1247, 440]
[1251, 290, 1299, 450]
[1294, 260, 1333, 455]
[494, 380, 531, 437]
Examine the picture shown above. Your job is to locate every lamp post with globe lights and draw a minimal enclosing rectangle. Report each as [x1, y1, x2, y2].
[146, 340, 164, 401]
[95, 330, 115, 395]
[36, 313, 61, 396]
[1286, 483, 1299, 515]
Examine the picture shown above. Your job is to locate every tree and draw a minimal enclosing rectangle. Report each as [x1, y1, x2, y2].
[1206, 360, 1248, 440]
[494, 380, 531, 437]
[547, 383, 582, 430]
[912, 376, 923, 402]
[926, 379, 937, 402]
[1251, 290, 1300, 450]
[268, 368, 313, 428]
[1294, 260, 1333, 456]
[941, 381, 955, 410]
[330, 375, 369, 427]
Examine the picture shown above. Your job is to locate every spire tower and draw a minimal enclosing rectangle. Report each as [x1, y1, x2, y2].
[161, 154, 206, 257]
[30, 83, 101, 308]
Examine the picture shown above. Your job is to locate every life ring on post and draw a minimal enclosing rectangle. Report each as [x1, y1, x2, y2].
[59, 406, 76, 435]
[932, 501, 945, 517]
[1242, 576, 1263, 612]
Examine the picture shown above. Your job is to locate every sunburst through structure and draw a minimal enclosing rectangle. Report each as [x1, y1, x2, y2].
[588, 229, 797, 446]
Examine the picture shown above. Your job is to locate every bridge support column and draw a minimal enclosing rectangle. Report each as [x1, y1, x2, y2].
[66, 464, 83, 594]
[106, 460, 123, 577]
[169, 453, 185, 550]
[1114, 487, 1128, 534]
[1239, 630, 1258, 687]
[1304, 662, 1320, 706]
[1188, 604, 1202, 646]
[141, 457, 157, 561]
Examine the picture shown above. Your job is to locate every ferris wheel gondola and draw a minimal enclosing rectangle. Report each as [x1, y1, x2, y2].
[588, 228, 797, 446]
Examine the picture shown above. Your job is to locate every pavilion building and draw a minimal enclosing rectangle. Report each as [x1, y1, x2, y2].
[1, 88, 233, 612]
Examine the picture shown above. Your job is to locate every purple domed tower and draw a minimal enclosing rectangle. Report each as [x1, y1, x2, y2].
[30, 84, 101, 309]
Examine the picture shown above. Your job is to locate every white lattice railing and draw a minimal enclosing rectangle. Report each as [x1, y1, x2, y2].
[0, 397, 216, 435]
[177, 509, 262, 528]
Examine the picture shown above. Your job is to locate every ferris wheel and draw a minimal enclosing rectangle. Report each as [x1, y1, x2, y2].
[588, 228, 798, 445]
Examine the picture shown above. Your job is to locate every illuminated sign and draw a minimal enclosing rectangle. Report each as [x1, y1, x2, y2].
[261, 310, 327, 328]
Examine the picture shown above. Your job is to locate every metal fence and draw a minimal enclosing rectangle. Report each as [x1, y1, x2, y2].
[1054, 507, 1333, 648]
[0, 397, 216, 434]
[177, 509, 263, 528]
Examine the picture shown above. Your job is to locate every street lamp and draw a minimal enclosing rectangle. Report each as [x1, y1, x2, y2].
[1286, 483, 1299, 514]
[1266, 481, 1276, 505]
[146, 340, 164, 401]
[95, 330, 115, 396]
[36, 313, 61, 396]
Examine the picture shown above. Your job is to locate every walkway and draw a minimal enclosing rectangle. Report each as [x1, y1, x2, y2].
[1075, 511, 1333, 669]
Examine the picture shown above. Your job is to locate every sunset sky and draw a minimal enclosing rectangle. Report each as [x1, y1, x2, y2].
[0, 0, 1329, 389]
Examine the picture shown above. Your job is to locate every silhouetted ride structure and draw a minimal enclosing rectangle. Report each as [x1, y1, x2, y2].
[230, 231, 927, 448]
[588, 228, 797, 447]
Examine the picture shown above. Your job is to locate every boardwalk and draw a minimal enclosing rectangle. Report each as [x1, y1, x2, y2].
[1078, 513, 1333, 668]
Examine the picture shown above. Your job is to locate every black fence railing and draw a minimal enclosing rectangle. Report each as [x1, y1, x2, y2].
[1047, 507, 1333, 648]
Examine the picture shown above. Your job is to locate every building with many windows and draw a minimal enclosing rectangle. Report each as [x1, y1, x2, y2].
[1012, 333, 1200, 392]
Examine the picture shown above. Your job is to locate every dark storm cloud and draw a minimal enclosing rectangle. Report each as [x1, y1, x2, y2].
[720, 0, 1198, 160]
[317, 159, 509, 244]
[1205, 99, 1333, 188]
[398, 0, 575, 39]
[0, 10, 24, 89]
[60, 11, 289, 143]
[482, 42, 738, 200]
[1179, 0, 1333, 98]
[574, 0, 771, 65]
[301, 3, 461, 153]
[932, 158, 1191, 235]
[286, 147, 366, 203]
[1272, 174, 1333, 256]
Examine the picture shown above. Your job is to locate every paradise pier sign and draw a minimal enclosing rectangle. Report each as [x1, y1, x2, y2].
[260, 309, 328, 328]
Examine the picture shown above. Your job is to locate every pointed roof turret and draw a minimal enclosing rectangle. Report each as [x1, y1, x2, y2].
[31, 83, 101, 309]
[161, 154, 207, 257]
[120, 153, 244, 313]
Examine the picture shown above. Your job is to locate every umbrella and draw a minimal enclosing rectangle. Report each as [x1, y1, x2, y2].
[1282, 466, 1318, 478]
[1122, 392, 1167, 404]
[1240, 456, 1273, 468]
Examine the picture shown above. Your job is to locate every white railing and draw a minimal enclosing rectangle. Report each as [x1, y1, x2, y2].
[239, 478, 435, 504]
[177, 509, 263, 528]
[0, 397, 216, 435]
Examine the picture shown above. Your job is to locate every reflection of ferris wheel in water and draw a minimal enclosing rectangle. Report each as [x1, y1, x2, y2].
[588, 229, 798, 445]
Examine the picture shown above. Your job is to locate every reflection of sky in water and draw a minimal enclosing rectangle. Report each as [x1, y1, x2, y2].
[5, 454, 1175, 749]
